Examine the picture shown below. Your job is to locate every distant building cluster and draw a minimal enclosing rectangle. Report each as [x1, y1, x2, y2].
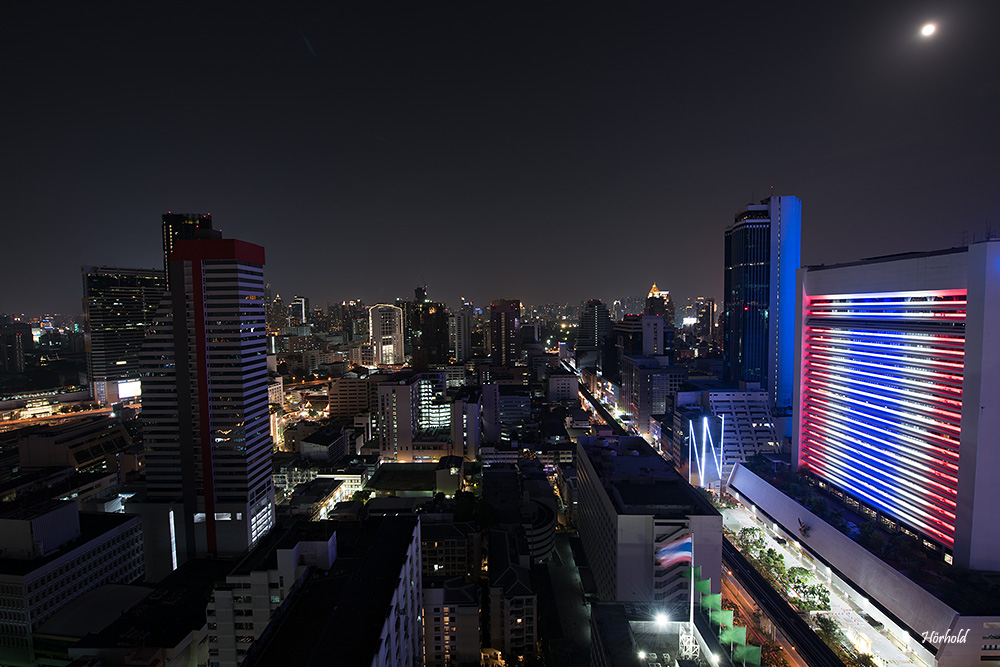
[3, 198, 1000, 667]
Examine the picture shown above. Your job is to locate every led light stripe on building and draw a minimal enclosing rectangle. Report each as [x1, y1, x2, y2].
[800, 289, 965, 549]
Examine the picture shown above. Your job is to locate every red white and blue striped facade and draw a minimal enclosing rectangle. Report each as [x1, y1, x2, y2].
[794, 241, 1000, 570]
[800, 289, 965, 548]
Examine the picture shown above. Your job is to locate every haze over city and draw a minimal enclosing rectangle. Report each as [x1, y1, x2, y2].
[4, 1, 1000, 314]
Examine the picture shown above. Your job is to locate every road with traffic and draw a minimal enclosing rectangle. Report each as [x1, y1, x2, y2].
[723, 540, 845, 667]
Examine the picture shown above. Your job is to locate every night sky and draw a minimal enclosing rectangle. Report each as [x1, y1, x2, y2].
[4, 1, 999, 316]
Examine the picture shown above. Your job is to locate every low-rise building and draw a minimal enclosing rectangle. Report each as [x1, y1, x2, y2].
[70, 558, 233, 667]
[422, 577, 480, 667]
[547, 371, 578, 403]
[17, 416, 137, 475]
[421, 521, 482, 580]
[487, 529, 537, 662]
[242, 517, 422, 667]
[0, 502, 144, 667]
[207, 523, 338, 667]
[286, 478, 348, 521]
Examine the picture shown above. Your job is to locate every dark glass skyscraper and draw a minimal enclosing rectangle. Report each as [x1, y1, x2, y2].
[723, 195, 801, 410]
[577, 298, 612, 351]
[82, 266, 166, 405]
[161, 213, 213, 289]
[489, 299, 521, 367]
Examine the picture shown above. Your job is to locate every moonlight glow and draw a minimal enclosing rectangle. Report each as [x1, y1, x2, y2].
[921, 23, 937, 37]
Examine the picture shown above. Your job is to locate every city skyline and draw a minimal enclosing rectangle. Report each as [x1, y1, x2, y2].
[4, 2, 1000, 314]
[5, 4, 1000, 666]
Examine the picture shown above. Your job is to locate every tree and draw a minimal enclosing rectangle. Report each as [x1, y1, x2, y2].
[737, 527, 766, 557]
[858, 522, 885, 554]
[787, 566, 810, 588]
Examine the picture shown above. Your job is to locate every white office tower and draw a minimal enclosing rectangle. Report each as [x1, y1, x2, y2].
[139, 238, 275, 569]
[449, 309, 473, 362]
[369, 304, 404, 365]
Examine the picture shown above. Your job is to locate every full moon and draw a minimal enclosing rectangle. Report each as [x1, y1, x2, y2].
[921, 23, 936, 37]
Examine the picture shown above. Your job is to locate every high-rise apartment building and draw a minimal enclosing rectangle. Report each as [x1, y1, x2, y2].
[0, 319, 30, 374]
[449, 309, 473, 363]
[795, 240, 1000, 570]
[619, 356, 685, 439]
[368, 304, 404, 365]
[489, 299, 521, 367]
[643, 285, 674, 360]
[160, 212, 213, 289]
[407, 297, 450, 368]
[377, 371, 451, 462]
[577, 299, 612, 351]
[82, 266, 165, 405]
[139, 236, 274, 564]
[694, 296, 716, 341]
[724, 195, 801, 411]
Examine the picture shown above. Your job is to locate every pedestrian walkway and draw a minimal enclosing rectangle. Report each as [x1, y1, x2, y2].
[723, 505, 917, 666]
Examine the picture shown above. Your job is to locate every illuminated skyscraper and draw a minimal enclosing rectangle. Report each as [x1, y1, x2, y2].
[489, 299, 521, 367]
[82, 266, 165, 405]
[645, 283, 674, 324]
[643, 284, 674, 360]
[289, 296, 309, 325]
[724, 195, 801, 410]
[139, 236, 274, 562]
[795, 240, 1000, 570]
[160, 212, 213, 289]
[369, 304, 404, 365]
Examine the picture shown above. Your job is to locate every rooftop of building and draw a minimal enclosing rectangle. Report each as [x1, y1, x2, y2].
[365, 496, 420, 514]
[231, 521, 339, 577]
[288, 478, 344, 506]
[414, 427, 451, 443]
[242, 517, 419, 667]
[366, 463, 438, 492]
[300, 424, 349, 446]
[590, 602, 736, 667]
[0, 497, 70, 521]
[75, 558, 233, 650]
[621, 355, 683, 371]
[805, 243, 977, 272]
[436, 455, 464, 470]
[17, 414, 123, 439]
[0, 511, 139, 576]
[579, 436, 718, 518]
[482, 468, 523, 525]
[677, 378, 737, 393]
[34, 583, 154, 639]
[488, 529, 533, 596]
[421, 520, 479, 542]
[451, 386, 481, 402]
[498, 384, 531, 397]
[423, 576, 480, 605]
